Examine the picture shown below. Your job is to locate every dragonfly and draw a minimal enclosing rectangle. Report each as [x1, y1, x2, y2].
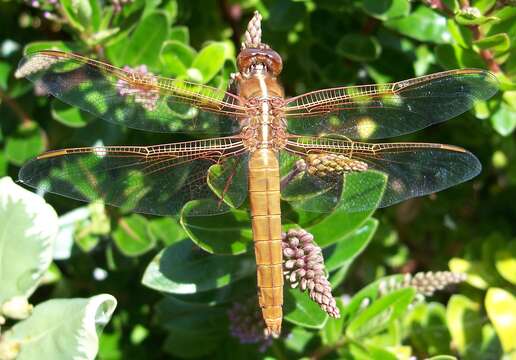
[15, 11, 497, 337]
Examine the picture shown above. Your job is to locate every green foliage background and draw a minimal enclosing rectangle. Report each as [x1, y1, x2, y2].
[0, 0, 515, 359]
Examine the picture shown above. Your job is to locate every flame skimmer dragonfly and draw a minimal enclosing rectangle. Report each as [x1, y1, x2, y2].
[15, 13, 497, 337]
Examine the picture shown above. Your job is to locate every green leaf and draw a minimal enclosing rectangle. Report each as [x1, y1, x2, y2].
[149, 217, 186, 246]
[349, 344, 399, 360]
[267, 0, 306, 31]
[473, 33, 511, 52]
[385, 6, 451, 44]
[321, 298, 345, 345]
[155, 296, 228, 332]
[336, 34, 381, 62]
[191, 42, 226, 84]
[0, 61, 11, 91]
[0, 177, 58, 304]
[306, 171, 386, 248]
[60, 0, 92, 32]
[494, 244, 516, 284]
[2, 294, 116, 360]
[51, 100, 91, 128]
[346, 288, 415, 339]
[403, 302, 451, 356]
[284, 326, 315, 353]
[487, 6, 516, 41]
[325, 218, 378, 272]
[446, 295, 482, 355]
[169, 26, 189, 44]
[0, 153, 7, 177]
[141, 240, 255, 294]
[455, 11, 499, 26]
[442, 0, 459, 12]
[449, 257, 499, 289]
[122, 11, 171, 68]
[23, 41, 79, 54]
[54, 206, 92, 260]
[362, 0, 410, 20]
[159, 40, 196, 76]
[88, 0, 102, 32]
[112, 214, 156, 256]
[163, 328, 224, 358]
[5, 122, 45, 166]
[341, 274, 409, 324]
[284, 287, 328, 329]
[426, 356, 457, 360]
[491, 102, 516, 136]
[73, 203, 110, 253]
[181, 203, 252, 255]
[485, 288, 516, 353]
[435, 43, 485, 70]
[447, 19, 473, 48]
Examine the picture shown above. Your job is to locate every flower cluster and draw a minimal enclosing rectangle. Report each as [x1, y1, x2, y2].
[282, 229, 340, 318]
[378, 271, 467, 299]
[227, 299, 272, 352]
[115, 65, 160, 111]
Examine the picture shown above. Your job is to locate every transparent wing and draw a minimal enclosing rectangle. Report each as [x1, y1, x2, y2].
[15, 50, 248, 134]
[280, 136, 481, 213]
[285, 69, 498, 139]
[19, 138, 249, 216]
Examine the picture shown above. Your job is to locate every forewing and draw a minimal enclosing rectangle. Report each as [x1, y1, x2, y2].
[280, 137, 481, 212]
[18, 139, 248, 216]
[285, 69, 498, 139]
[15, 50, 247, 134]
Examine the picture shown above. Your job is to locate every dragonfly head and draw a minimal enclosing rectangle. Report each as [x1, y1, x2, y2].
[237, 47, 283, 78]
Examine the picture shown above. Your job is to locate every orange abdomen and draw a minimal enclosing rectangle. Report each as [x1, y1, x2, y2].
[248, 148, 283, 337]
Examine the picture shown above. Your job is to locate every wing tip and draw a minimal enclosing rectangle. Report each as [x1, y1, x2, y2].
[15, 49, 69, 79]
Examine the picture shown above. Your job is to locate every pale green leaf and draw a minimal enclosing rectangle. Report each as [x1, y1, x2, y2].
[0, 177, 58, 304]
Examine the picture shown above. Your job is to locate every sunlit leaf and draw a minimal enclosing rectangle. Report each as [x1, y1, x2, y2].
[446, 295, 482, 355]
[385, 6, 451, 44]
[51, 99, 91, 128]
[362, 0, 410, 20]
[346, 288, 415, 339]
[149, 217, 186, 246]
[0, 177, 57, 303]
[169, 26, 189, 44]
[435, 43, 485, 69]
[191, 42, 226, 84]
[60, 0, 92, 32]
[490, 102, 516, 136]
[121, 11, 171, 68]
[1, 294, 116, 360]
[284, 287, 328, 329]
[284, 326, 315, 353]
[473, 33, 511, 52]
[159, 40, 196, 76]
[305, 172, 386, 248]
[181, 203, 252, 255]
[141, 240, 255, 294]
[324, 218, 378, 272]
[494, 244, 516, 284]
[485, 288, 516, 352]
